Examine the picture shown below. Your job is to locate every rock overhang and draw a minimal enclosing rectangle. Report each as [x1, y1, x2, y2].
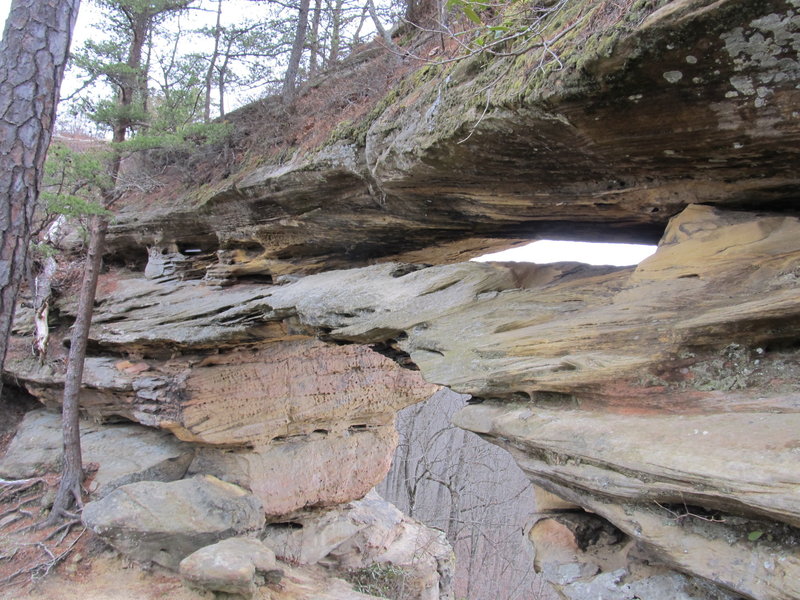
[103, 0, 800, 280]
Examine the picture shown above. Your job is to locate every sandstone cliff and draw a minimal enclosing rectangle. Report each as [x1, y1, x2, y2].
[2, 0, 800, 598]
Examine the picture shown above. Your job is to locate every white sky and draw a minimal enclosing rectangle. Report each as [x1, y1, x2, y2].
[1, 0, 275, 110]
[473, 240, 657, 266]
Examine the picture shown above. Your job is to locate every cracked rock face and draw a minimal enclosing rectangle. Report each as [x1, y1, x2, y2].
[38, 203, 796, 600]
[5, 1, 800, 599]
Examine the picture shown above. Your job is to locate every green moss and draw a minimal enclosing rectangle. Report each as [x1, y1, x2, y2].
[314, 0, 676, 167]
[323, 61, 450, 148]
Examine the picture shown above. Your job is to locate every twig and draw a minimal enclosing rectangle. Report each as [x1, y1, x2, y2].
[0, 527, 87, 585]
[655, 500, 727, 524]
[36, 542, 55, 561]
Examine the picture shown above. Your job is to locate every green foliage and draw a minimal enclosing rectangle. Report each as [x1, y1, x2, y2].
[344, 563, 408, 599]
[34, 141, 113, 255]
[88, 98, 150, 130]
[748, 530, 764, 541]
[42, 142, 112, 211]
[117, 121, 233, 153]
[42, 191, 111, 220]
[149, 52, 206, 131]
[447, 0, 486, 25]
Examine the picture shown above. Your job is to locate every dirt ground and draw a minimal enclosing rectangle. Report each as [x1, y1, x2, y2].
[2, 553, 212, 600]
[0, 390, 237, 600]
[0, 388, 201, 600]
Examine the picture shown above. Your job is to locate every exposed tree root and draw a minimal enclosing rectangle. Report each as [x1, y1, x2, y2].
[0, 527, 86, 586]
[0, 477, 46, 502]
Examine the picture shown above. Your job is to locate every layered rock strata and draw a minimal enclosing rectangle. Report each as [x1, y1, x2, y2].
[10, 203, 799, 599]
[103, 0, 800, 278]
[3, 0, 799, 598]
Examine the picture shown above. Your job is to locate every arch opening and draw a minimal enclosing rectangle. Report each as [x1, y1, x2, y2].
[473, 240, 657, 266]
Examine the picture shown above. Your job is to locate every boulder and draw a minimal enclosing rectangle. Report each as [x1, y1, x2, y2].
[82, 475, 264, 569]
[267, 563, 387, 600]
[263, 491, 454, 600]
[454, 402, 800, 528]
[561, 566, 742, 600]
[179, 537, 281, 597]
[0, 409, 194, 497]
[188, 426, 398, 516]
[529, 514, 739, 600]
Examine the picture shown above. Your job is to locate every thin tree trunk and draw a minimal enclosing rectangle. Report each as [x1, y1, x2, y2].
[0, 0, 80, 401]
[217, 42, 232, 119]
[47, 215, 107, 520]
[406, 0, 442, 29]
[48, 0, 151, 521]
[308, 0, 322, 75]
[327, 0, 343, 65]
[218, 67, 225, 118]
[351, 2, 368, 48]
[33, 255, 57, 360]
[140, 27, 153, 128]
[203, 0, 223, 122]
[281, 0, 311, 105]
[367, 0, 400, 54]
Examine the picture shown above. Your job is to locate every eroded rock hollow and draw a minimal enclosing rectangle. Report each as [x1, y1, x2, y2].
[3, 0, 800, 598]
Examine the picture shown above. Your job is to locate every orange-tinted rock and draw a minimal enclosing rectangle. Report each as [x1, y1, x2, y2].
[189, 427, 399, 516]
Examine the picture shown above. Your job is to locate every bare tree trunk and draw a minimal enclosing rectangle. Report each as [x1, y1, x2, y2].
[140, 28, 153, 129]
[281, 0, 311, 105]
[327, 0, 344, 65]
[367, 0, 400, 54]
[406, 0, 442, 29]
[308, 0, 322, 75]
[47, 215, 107, 520]
[217, 43, 232, 119]
[351, 2, 368, 48]
[0, 0, 80, 401]
[204, 0, 223, 122]
[48, 0, 161, 521]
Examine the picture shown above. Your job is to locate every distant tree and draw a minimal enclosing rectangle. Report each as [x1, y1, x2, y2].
[201, 18, 288, 118]
[203, 0, 224, 122]
[326, 0, 345, 64]
[0, 0, 80, 401]
[378, 389, 544, 599]
[308, 0, 323, 75]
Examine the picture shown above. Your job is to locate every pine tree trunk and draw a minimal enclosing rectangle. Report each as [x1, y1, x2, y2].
[49, 3, 137, 520]
[48, 215, 107, 519]
[0, 0, 80, 400]
[281, 0, 311, 104]
[204, 0, 223, 122]
[328, 0, 343, 65]
[308, 0, 322, 75]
